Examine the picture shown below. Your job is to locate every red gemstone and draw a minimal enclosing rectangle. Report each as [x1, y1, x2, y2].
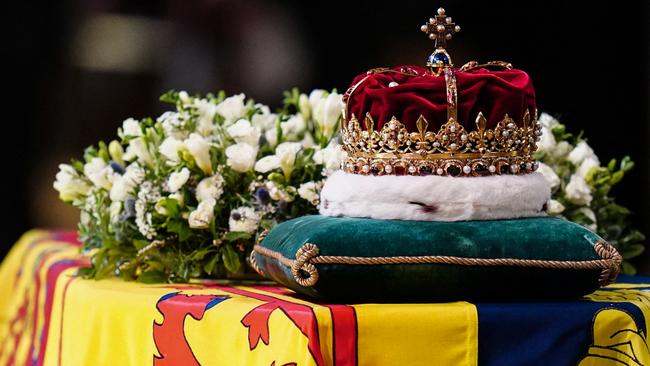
[394, 165, 406, 175]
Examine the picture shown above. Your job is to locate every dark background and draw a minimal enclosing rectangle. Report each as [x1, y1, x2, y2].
[3, 1, 649, 269]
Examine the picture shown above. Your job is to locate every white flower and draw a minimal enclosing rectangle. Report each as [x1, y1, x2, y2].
[547, 199, 565, 215]
[167, 168, 190, 193]
[158, 111, 189, 140]
[109, 201, 122, 223]
[313, 92, 344, 139]
[228, 207, 260, 234]
[314, 143, 347, 176]
[536, 162, 560, 190]
[579, 207, 598, 231]
[264, 129, 278, 147]
[108, 140, 124, 165]
[215, 93, 246, 124]
[298, 181, 322, 206]
[576, 157, 600, 179]
[538, 113, 560, 129]
[135, 181, 160, 239]
[196, 174, 225, 202]
[553, 141, 573, 159]
[568, 141, 599, 166]
[281, 114, 306, 138]
[53, 164, 91, 203]
[225, 143, 257, 173]
[194, 98, 218, 136]
[109, 164, 145, 201]
[169, 192, 184, 207]
[84, 157, 116, 190]
[254, 155, 281, 173]
[227, 119, 261, 146]
[122, 118, 142, 137]
[565, 174, 593, 205]
[276, 142, 302, 177]
[301, 132, 316, 148]
[251, 107, 276, 132]
[184, 133, 213, 175]
[308, 89, 326, 112]
[265, 181, 295, 202]
[123, 145, 136, 162]
[178, 90, 191, 104]
[159, 137, 185, 163]
[537, 126, 557, 154]
[188, 198, 216, 229]
[299, 94, 311, 119]
[129, 137, 154, 167]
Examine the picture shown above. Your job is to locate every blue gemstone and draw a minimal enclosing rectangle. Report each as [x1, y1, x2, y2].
[430, 52, 450, 65]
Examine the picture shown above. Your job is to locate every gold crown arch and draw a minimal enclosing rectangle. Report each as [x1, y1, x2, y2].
[340, 8, 542, 177]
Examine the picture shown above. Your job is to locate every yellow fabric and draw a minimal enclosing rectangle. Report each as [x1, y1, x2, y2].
[1, 230, 479, 366]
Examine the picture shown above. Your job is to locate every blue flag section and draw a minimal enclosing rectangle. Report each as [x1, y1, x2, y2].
[478, 279, 650, 366]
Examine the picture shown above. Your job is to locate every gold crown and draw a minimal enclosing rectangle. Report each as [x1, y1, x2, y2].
[341, 110, 541, 177]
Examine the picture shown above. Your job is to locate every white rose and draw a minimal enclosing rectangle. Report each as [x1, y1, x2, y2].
[227, 119, 261, 146]
[536, 126, 557, 154]
[546, 199, 565, 215]
[159, 137, 185, 163]
[313, 92, 344, 139]
[83, 157, 116, 190]
[129, 137, 154, 167]
[576, 157, 600, 179]
[536, 162, 560, 190]
[314, 143, 347, 176]
[276, 142, 302, 178]
[281, 114, 306, 138]
[254, 155, 281, 173]
[184, 133, 213, 175]
[196, 174, 225, 202]
[194, 98, 218, 136]
[122, 118, 142, 137]
[53, 164, 91, 202]
[228, 207, 260, 234]
[578, 207, 598, 231]
[109, 164, 145, 201]
[167, 167, 190, 193]
[298, 181, 322, 206]
[188, 198, 216, 229]
[225, 143, 257, 173]
[215, 93, 246, 124]
[568, 141, 599, 166]
[565, 174, 593, 205]
[538, 113, 559, 129]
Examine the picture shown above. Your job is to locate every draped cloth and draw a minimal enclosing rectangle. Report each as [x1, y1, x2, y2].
[1, 230, 648, 366]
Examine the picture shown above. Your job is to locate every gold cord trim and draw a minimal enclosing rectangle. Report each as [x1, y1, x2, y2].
[253, 240, 622, 288]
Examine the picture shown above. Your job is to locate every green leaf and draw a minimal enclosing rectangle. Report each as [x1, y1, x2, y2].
[607, 159, 617, 172]
[621, 261, 637, 276]
[222, 244, 241, 273]
[159, 90, 178, 104]
[133, 239, 150, 250]
[224, 231, 252, 242]
[167, 220, 193, 242]
[621, 244, 645, 259]
[203, 253, 220, 275]
[138, 270, 168, 283]
[610, 171, 624, 185]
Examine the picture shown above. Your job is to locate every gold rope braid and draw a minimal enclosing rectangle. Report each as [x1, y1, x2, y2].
[252, 240, 622, 288]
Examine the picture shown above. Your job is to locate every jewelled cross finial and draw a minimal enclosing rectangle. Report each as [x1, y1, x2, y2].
[420, 7, 461, 73]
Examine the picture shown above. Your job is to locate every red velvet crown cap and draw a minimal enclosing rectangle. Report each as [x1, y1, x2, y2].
[344, 65, 536, 131]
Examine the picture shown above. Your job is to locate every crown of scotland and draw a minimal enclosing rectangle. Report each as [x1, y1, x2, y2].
[341, 8, 540, 177]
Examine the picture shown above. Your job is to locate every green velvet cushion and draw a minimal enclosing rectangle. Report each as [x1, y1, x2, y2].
[252, 215, 621, 302]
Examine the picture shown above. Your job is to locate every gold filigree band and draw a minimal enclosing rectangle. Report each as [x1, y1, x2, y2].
[341, 109, 541, 177]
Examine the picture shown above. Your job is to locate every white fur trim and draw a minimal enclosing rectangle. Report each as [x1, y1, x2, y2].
[320, 171, 551, 221]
